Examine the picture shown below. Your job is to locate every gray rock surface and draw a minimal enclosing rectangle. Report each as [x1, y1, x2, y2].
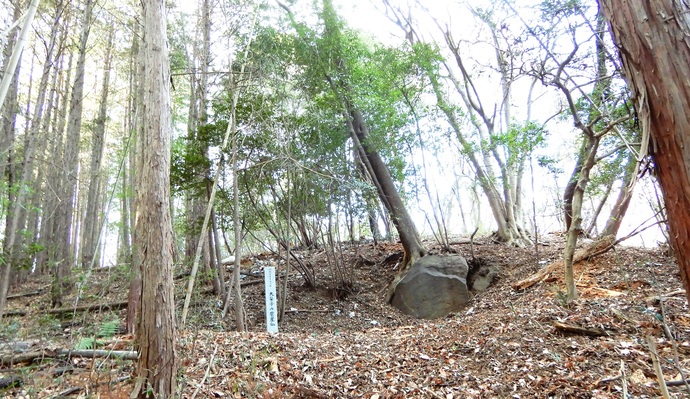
[390, 255, 470, 319]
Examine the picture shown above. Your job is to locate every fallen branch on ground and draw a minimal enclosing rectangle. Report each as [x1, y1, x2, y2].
[647, 336, 671, 399]
[644, 289, 686, 305]
[552, 321, 606, 337]
[46, 301, 129, 316]
[0, 348, 138, 366]
[8, 287, 48, 300]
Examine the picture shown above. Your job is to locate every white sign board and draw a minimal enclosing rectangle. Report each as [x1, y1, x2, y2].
[264, 266, 278, 333]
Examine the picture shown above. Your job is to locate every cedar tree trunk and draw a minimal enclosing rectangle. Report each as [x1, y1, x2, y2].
[601, 0, 690, 303]
[131, 0, 177, 396]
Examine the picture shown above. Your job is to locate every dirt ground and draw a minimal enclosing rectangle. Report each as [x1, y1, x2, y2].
[0, 235, 688, 398]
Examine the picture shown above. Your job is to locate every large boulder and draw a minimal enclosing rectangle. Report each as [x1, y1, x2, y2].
[390, 255, 470, 319]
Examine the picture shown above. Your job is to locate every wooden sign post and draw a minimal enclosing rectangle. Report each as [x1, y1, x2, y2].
[264, 266, 278, 333]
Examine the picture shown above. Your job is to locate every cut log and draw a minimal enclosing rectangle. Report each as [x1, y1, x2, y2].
[0, 350, 47, 366]
[0, 348, 138, 366]
[7, 288, 46, 300]
[513, 235, 615, 291]
[46, 301, 129, 316]
[58, 349, 138, 360]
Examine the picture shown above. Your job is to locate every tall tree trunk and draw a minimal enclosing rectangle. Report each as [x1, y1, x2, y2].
[52, 0, 95, 307]
[229, 59, 246, 331]
[37, 27, 73, 275]
[601, 0, 690, 304]
[131, 0, 177, 396]
[307, 0, 427, 301]
[185, 0, 213, 282]
[127, 16, 145, 336]
[81, 25, 114, 270]
[0, 1, 23, 302]
[0, 1, 60, 316]
[118, 21, 136, 268]
[554, 4, 628, 301]
[562, 134, 600, 300]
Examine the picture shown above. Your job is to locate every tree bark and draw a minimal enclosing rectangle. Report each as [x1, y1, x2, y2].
[562, 132, 600, 300]
[601, 0, 690, 304]
[131, 0, 177, 396]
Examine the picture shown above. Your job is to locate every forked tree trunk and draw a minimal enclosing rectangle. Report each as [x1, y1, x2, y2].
[131, 0, 177, 396]
[562, 134, 599, 300]
[601, 0, 690, 304]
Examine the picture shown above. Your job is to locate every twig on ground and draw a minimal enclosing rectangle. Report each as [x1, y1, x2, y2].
[0, 375, 23, 389]
[645, 289, 686, 305]
[552, 321, 606, 337]
[191, 344, 218, 399]
[659, 298, 690, 395]
[647, 336, 671, 399]
[284, 308, 330, 313]
[620, 360, 627, 399]
[47, 375, 129, 399]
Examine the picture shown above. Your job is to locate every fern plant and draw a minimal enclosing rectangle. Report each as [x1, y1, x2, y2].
[96, 319, 120, 338]
[75, 318, 120, 350]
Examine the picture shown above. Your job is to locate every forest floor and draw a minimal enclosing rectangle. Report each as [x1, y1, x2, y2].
[0, 235, 688, 398]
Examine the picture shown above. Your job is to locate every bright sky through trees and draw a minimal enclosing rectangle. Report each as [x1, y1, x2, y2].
[169, 0, 664, 247]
